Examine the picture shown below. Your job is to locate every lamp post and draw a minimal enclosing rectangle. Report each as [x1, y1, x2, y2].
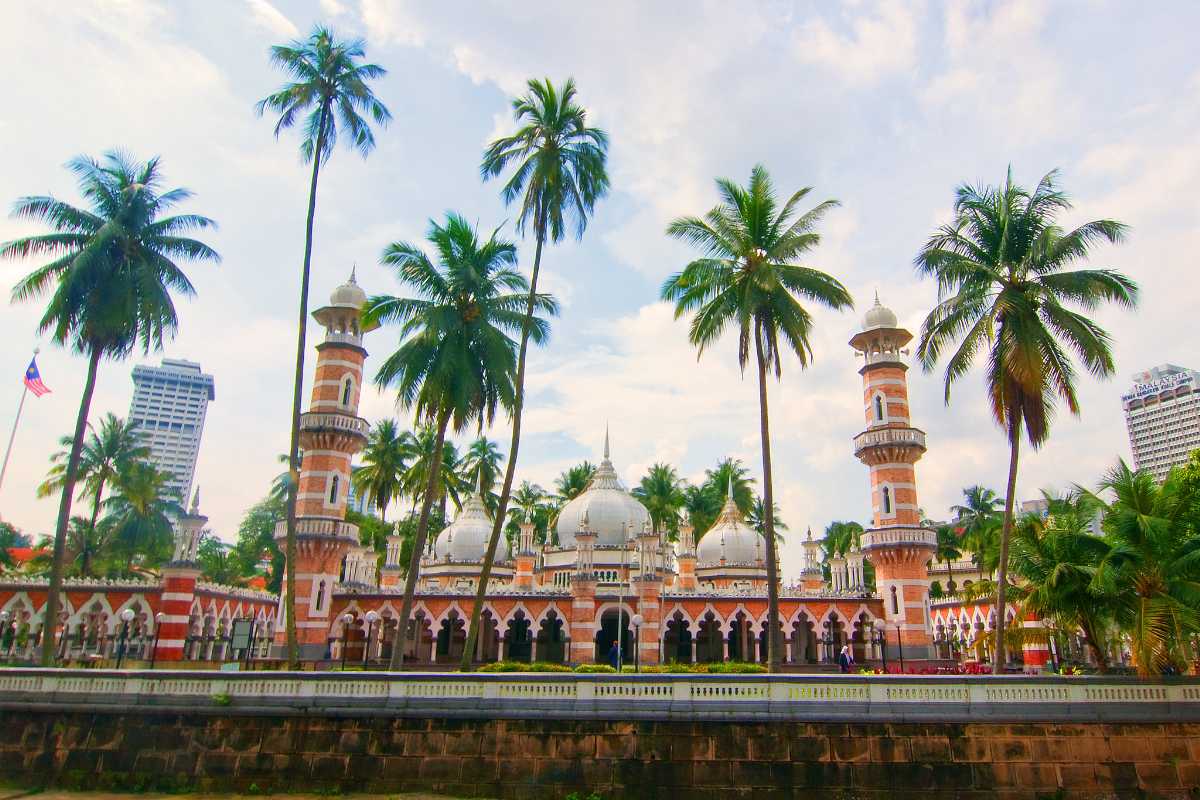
[867, 622, 887, 673]
[340, 613, 354, 671]
[116, 608, 135, 669]
[149, 612, 165, 669]
[894, 623, 905, 673]
[363, 610, 379, 667]
[820, 629, 835, 664]
[0, 612, 9, 660]
[630, 613, 644, 673]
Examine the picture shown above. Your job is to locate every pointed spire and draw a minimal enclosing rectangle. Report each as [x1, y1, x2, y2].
[603, 423, 610, 461]
[190, 486, 200, 515]
[874, 289, 880, 306]
[349, 263, 358, 284]
[727, 472, 734, 501]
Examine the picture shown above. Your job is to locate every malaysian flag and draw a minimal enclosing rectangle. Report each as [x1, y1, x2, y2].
[24, 356, 50, 397]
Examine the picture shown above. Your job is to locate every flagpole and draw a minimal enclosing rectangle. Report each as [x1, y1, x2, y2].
[0, 347, 38, 496]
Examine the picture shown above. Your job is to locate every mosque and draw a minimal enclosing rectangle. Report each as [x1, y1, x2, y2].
[265, 274, 949, 668]
[0, 273, 1038, 669]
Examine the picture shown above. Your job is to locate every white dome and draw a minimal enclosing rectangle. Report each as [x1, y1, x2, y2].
[696, 494, 762, 566]
[555, 435, 649, 547]
[862, 293, 898, 330]
[432, 494, 493, 562]
[330, 269, 367, 308]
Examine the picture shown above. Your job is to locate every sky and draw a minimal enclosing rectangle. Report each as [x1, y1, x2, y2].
[1, 1, 1198, 580]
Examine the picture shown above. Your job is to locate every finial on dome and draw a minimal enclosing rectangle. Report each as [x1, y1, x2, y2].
[874, 289, 880, 305]
[727, 472, 734, 500]
[603, 423, 610, 461]
[806, 526, 813, 541]
[190, 486, 200, 515]
[350, 263, 357, 284]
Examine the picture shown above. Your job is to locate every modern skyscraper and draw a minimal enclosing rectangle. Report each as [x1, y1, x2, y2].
[1122, 364, 1200, 482]
[128, 359, 215, 503]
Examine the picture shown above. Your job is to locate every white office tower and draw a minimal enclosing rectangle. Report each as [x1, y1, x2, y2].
[128, 359, 215, 503]
[1122, 364, 1200, 481]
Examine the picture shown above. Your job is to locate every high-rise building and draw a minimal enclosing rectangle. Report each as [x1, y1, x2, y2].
[128, 359, 215, 503]
[1122, 364, 1200, 482]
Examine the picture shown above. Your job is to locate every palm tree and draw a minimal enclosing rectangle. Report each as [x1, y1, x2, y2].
[822, 521, 864, 559]
[632, 463, 687, 536]
[952, 485, 1003, 571]
[364, 212, 555, 669]
[915, 168, 1136, 673]
[661, 165, 852, 672]
[934, 524, 964, 595]
[1091, 461, 1200, 675]
[268, 452, 295, 505]
[553, 462, 595, 504]
[748, 495, 787, 543]
[1009, 493, 1114, 671]
[461, 437, 504, 496]
[38, 414, 150, 563]
[102, 462, 184, 574]
[4, 151, 218, 665]
[704, 458, 755, 516]
[682, 483, 722, 541]
[404, 426, 467, 524]
[257, 25, 391, 668]
[352, 419, 409, 523]
[507, 481, 552, 548]
[463, 78, 609, 671]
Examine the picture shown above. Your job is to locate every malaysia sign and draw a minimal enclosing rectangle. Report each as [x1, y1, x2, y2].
[1122, 371, 1194, 401]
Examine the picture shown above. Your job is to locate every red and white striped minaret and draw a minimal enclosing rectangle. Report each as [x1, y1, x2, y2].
[850, 295, 937, 662]
[274, 271, 377, 658]
[155, 488, 206, 661]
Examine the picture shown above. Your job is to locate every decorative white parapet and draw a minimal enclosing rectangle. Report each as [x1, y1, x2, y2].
[0, 669, 1196, 723]
[860, 527, 938, 549]
[273, 517, 360, 541]
[194, 582, 279, 603]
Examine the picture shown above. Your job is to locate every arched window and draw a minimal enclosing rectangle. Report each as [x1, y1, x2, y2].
[873, 394, 885, 421]
[314, 580, 326, 612]
[881, 486, 892, 515]
[329, 474, 340, 505]
[341, 377, 353, 406]
[890, 585, 900, 615]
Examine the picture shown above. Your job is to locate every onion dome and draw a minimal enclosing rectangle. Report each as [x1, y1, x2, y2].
[555, 429, 650, 547]
[696, 478, 762, 566]
[432, 494, 493, 562]
[861, 291, 898, 331]
[329, 266, 367, 309]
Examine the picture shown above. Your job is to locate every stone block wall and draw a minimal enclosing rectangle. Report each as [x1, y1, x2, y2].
[2, 710, 1199, 799]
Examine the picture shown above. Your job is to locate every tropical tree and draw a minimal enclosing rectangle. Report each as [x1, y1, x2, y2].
[234, 495, 286, 593]
[632, 463, 687, 536]
[4, 151, 218, 664]
[934, 524, 964, 595]
[915, 167, 1136, 672]
[822, 521, 864, 559]
[363, 212, 555, 669]
[464, 78, 609, 671]
[101, 462, 184, 574]
[1091, 461, 1200, 675]
[257, 25, 391, 668]
[682, 483, 721, 541]
[661, 164, 852, 672]
[38, 414, 150, 548]
[352, 419, 410, 523]
[404, 425, 467, 521]
[0, 522, 29, 571]
[748, 495, 787, 543]
[952, 485, 1003, 572]
[507, 481, 553, 549]
[197, 534, 245, 586]
[553, 462, 595, 505]
[461, 436, 504, 497]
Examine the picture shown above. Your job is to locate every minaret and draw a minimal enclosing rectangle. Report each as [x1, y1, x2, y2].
[800, 528, 824, 592]
[632, 517, 663, 665]
[274, 271, 377, 658]
[155, 488, 206, 662]
[676, 514, 698, 590]
[569, 511, 598, 664]
[850, 294, 937, 660]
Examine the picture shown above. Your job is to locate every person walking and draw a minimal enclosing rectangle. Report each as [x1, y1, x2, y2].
[838, 644, 855, 674]
[607, 641, 620, 670]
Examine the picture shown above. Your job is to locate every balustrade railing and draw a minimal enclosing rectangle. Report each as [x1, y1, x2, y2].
[860, 527, 938, 549]
[273, 518, 360, 540]
[299, 412, 369, 438]
[853, 426, 927, 453]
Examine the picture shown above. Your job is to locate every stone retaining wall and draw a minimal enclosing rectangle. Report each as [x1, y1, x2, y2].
[3, 709, 1199, 798]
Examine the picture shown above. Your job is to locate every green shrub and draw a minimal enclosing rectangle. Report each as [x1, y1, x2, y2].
[573, 664, 616, 673]
[705, 661, 767, 674]
[477, 660, 573, 673]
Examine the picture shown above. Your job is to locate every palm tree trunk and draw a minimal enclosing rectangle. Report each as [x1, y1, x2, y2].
[40, 346, 101, 666]
[284, 105, 329, 671]
[754, 328, 782, 674]
[390, 408, 451, 669]
[461, 212, 547, 672]
[81, 479, 105, 578]
[992, 425, 1021, 675]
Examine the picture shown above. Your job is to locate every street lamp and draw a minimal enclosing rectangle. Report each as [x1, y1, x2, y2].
[867, 621, 887, 673]
[363, 611, 380, 668]
[820, 628, 835, 664]
[150, 612, 165, 670]
[340, 613, 354, 671]
[116, 608, 135, 669]
[894, 623, 905, 673]
[630, 613, 644, 673]
[0, 612, 10, 659]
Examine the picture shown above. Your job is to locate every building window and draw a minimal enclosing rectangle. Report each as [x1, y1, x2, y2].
[891, 585, 900, 615]
[873, 392, 885, 422]
[341, 376, 354, 407]
[329, 475, 340, 505]
[882, 486, 892, 515]
[314, 580, 326, 612]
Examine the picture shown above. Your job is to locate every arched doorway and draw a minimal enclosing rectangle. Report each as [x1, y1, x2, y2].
[435, 611, 466, 663]
[726, 612, 755, 663]
[790, 615, 817, 664]
[695, 612, 724, 662]
[503, 610, 533, 662]
[757, 618, 784, 665]
[535, 611, 567, 663]
[593, 608, 632, 665]
[662, 612, 693, 664]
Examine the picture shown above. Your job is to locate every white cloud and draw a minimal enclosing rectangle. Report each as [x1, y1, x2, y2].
[792, 0, 921, 85]
[320, 0, 348, 16]
[244, 0, 299, 37]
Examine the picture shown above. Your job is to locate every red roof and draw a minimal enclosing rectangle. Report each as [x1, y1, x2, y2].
[247, 575, 268, 590]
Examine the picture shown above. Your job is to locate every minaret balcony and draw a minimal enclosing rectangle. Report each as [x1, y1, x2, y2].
[853, 425, 927, 463]
[300, 411, 369, 440]
[321, 331, 365, 348]
[860, 526, 937, 551]
[273, 517, 360, 542]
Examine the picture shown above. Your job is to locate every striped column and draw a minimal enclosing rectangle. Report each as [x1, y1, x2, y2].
[155, 567, 200, 661]
[1022, 613, 1051, 673]
[569, 576, 597, 664]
